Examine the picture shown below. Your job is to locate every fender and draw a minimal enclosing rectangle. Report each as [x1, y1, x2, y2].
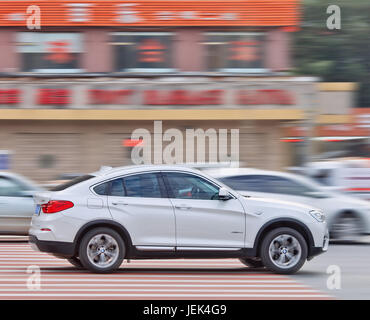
[246, 217, 315, 258]
[72, 219, 134, 255]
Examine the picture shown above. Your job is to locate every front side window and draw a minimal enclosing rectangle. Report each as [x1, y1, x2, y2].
[111, 32, 173, 72]
[164, 172, 220, 200]
[16, 32, 83, 73]
[204, 32, 266, 72]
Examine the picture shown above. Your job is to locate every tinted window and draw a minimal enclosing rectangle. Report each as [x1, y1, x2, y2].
[221, 175, 314, 196]
[93, 182, 109, 196]
[105, 174, 163, 198]
[165, 172, 219, 200]
[220, 175, 268, 192]
[123, 173, 162, 198]
[51, 175, 94, 191]
[266, 176, 315, 196]
[111, 179, 125, 197]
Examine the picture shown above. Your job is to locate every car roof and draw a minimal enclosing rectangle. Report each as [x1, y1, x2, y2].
[92, 164, 204, 178]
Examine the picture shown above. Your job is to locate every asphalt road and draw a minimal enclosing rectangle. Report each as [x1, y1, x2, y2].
[294, 241, 370, 300]
[0, 237, 367, 300]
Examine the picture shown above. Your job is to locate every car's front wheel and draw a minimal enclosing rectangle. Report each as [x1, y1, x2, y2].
[79, 227, 125, 273]
[260, 227, 307, 274]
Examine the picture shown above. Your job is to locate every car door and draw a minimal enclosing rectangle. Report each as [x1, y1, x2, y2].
[163, 171, 246, 249]
[107, 172, 176, 248]
[0, 176, 35, 234]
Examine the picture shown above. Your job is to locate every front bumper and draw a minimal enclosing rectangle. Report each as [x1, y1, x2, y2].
[308, 228, 329, 260]
[29, 235, 75, 258]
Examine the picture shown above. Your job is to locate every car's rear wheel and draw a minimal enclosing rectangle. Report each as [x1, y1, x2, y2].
[260, 227, 307, 274]
[67, 256, 83, 269]
[331, 212, 362, 243]
[239, 257, 264, 268]
[79, 227, 125, 273]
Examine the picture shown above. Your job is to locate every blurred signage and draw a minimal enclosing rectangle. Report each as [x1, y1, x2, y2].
[0, 1, 299, 27]
[0, 89, 21, 105]
[143, 90, 224, 106]
[237, 89, 295, 105]
[37, 89, 71, 106]
[0, 86, 298, 108]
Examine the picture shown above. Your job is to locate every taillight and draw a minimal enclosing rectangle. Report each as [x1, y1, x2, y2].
[41, 200, 74, 214]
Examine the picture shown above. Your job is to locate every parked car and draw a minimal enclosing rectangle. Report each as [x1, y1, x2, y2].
[0, 172, 43, 235]
[205, 167, 370, 242]
[29, 165, 328, 274]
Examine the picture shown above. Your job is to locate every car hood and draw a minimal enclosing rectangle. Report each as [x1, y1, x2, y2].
[241, 195, 321, 213]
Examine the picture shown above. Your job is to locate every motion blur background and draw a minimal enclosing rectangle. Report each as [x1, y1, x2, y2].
[0, 0, 368, 195]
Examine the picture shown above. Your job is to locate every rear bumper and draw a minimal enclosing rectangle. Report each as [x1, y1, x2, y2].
[29, 235, 75, 258]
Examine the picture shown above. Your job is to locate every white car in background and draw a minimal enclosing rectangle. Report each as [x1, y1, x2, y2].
[0, 172, 43, 235]
[205, 168, 370, 242]
[29, 165, 328, 274]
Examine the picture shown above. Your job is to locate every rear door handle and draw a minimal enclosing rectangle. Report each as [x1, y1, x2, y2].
[175, 205, 192, 210]
[111, 201, 129, 206]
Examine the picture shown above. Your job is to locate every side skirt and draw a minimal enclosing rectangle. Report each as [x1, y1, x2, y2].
[127, 246, 255, 259]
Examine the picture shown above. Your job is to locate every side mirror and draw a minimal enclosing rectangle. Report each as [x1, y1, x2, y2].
[218, 188, 233, 201]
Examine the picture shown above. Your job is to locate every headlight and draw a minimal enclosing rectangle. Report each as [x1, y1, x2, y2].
[309, 209, 326, 222]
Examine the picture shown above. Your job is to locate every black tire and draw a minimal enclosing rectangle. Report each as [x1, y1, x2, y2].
[79, 227, 125, 273]
[67, 256, 84, 269]
[239, 257, 264, 268]
[260, 227, 308, 274]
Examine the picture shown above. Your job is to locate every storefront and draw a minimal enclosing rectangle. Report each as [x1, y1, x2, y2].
[0, 1, 358, 183]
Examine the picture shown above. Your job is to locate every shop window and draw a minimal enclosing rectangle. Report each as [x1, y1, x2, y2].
[203, 32, 267, 73]
[16, 32, 83, 73]
[111, 32, 174, 72]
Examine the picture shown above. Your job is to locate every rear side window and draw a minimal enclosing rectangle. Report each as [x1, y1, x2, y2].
[123, 173, 162, 198]
[105, 173, 164, 198]
[93, 182, 109, 195]
[51, 175, 94, 191]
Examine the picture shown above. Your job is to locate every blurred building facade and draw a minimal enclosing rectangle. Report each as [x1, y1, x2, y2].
[0, 0, 363, 182]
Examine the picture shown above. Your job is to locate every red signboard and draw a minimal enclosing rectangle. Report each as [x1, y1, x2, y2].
[0, 1, 300, 27]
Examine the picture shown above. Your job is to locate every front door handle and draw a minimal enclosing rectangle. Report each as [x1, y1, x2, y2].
[111, 201, 129, 206]
[175, 205, 192, 210]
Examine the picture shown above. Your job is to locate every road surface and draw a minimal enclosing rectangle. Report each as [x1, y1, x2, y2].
[0, 237, 331, 300]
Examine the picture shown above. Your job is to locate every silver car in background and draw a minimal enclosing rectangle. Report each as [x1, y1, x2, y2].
[205, 168, 370, 242]
[0, 172, 43, 235]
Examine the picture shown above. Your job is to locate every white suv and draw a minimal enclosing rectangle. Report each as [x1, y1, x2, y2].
[29, 165, 329, 274]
